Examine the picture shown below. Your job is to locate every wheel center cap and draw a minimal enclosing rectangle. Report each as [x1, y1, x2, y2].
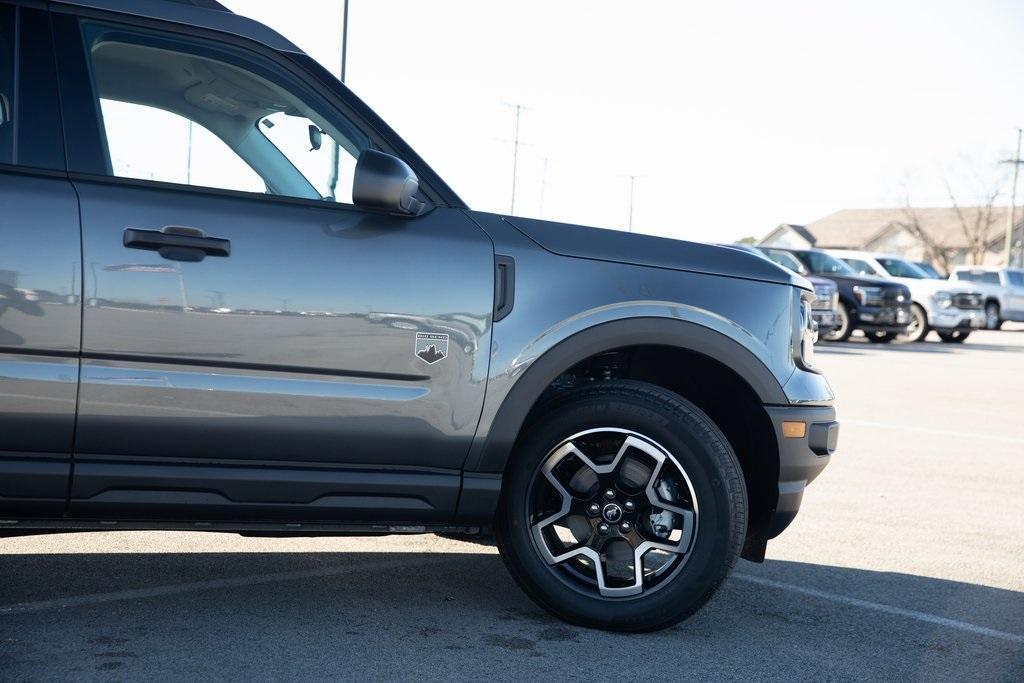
[602, 503, 623, 523]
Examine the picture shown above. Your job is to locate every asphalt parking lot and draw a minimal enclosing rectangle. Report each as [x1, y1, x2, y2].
[2, 327, 1022, 681]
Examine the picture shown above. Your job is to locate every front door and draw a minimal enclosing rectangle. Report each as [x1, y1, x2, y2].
[54, 10, 494, 521]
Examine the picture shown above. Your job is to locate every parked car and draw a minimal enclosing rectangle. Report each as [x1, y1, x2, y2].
[725, 243, 840, 339]
[0, 0, 838, 632]
[828, 250, 984, 343]
[913, 261, 944, 279]
[758, 247, 912, 343]
[949, 266, 1024, 330]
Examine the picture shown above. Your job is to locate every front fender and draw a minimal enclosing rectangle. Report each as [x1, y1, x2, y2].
[462, 310, 788, 474]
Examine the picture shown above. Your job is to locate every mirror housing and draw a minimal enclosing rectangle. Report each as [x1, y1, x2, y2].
[308, 124, 323, 151]
[353, 150, 426, 215]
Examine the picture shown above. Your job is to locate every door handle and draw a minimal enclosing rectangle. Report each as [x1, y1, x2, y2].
[123, 226, 231, 262]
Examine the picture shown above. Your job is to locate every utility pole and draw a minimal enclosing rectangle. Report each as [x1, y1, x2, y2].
[538, 157, 549, 218]
[1003, 128, 1023, 268]
[502, 103, 528, 215]
[327, 0, 350, 200]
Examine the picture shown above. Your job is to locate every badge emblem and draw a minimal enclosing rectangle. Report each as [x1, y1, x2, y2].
[415, 332, 449, 364]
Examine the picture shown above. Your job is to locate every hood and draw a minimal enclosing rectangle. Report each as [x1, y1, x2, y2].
[807, 276, 837, 291]
[891, 277, 982, 298]
[814, 271, 901, 289]
[504, 216, 810, 289]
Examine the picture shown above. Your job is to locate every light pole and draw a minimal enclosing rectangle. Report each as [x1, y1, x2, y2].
[627, 174, 637, 232]
[327, 0, 350, 200]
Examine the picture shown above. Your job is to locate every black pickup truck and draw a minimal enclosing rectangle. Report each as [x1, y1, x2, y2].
[760, 247, 912, 343]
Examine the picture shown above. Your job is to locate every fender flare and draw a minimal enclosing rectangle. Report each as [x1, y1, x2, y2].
[466, 317, 787, 474]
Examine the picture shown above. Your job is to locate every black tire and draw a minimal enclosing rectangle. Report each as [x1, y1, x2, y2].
[494, 380, 747, 632]
[867, 331, 896, 343]
[985, 301, 1002, 330]
[898, 303, 929, 343]
[938, 330, 970, 343]
[820, 302, 852, 342]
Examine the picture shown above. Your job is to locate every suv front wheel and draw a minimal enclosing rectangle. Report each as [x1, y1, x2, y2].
[495, 380, 747, 632]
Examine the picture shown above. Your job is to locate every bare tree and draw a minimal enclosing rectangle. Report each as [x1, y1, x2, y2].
[945, 179, 1002, 265]
[897, 199, 951, 272]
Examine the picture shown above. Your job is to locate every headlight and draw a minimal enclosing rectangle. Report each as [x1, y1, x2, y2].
[932, 291, 953, 309]
[793, 290, 817, 370]
[852, 285, 883, 307]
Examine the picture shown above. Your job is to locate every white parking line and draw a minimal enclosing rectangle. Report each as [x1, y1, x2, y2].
[0, 557, 429, 617]
[842, 419, 1024, 445]
[734, 573, 1024, 645]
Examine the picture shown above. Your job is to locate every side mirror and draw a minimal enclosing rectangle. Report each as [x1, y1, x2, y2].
[308, 124, 323, 151]
[352, 149, 426, 215]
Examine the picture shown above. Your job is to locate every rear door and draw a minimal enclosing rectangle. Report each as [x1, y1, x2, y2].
[0, 2, 80, 516]
[52, 7, 494, 522]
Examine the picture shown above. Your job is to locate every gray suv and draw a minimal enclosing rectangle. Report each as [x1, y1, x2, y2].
[0, 0, 837, 632]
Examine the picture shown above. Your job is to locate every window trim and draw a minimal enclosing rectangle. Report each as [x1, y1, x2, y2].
[0, 1, 67, 174]
[49, 3, 458, 210]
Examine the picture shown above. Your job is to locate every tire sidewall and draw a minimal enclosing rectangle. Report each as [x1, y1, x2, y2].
[496, 386, 745, 631]
[985, 302, 1000, 330]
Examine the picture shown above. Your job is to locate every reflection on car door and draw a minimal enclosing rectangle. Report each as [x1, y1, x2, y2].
[54, 11, 494, 522]
[0, 5, 80, 516]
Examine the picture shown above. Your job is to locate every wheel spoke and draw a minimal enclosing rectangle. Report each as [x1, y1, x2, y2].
[528, 428, 701, 598]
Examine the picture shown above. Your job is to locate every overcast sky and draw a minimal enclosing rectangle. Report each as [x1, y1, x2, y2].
[223, 0, 1024, 243]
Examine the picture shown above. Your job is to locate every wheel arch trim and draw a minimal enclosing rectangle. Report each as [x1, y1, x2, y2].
[463, 317, 788, 475]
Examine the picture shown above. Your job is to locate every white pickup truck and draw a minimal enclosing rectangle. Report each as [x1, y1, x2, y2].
[949, 267, 1024, 330]
[829, 250, 985, 343]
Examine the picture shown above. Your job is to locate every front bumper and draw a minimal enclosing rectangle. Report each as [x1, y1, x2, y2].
[929, 308, 984, 331]
[854, 303, 912, 330]
[764, 404, 838, 538]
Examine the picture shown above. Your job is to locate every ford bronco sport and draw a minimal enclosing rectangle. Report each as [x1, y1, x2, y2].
[0, 0, 837, 631]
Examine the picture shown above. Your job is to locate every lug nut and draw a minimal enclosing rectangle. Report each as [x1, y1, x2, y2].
[587, 503, 601, 516]
[619, 522, 632, 533]
[597, 522, 610, 534]
[624, 500, 636, 512]
[603, 489, 616, 500]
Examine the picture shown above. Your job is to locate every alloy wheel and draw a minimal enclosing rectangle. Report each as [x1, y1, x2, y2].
[527, 428, 699, 598]
[898, 304, 927, 343]
[821, 303, 850, 342]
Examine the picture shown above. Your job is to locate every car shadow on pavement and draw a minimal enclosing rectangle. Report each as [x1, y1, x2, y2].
[0, 549, 1021, 680]
[819, 339, 1023, 354]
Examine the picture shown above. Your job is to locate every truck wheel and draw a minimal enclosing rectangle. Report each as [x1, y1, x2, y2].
[495, 380, 746, 632]
[898, 304, 929, 343]
[820, 302, 851, 342]
[985, 302, 1002, 330]
[938, 330, 969, 343]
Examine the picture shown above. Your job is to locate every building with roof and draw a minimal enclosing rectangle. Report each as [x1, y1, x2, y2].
[760, 207, 1024, 271]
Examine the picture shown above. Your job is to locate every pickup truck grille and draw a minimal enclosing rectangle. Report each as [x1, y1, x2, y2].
[812, 285, 836, 310]
[952, 293, 983, 310]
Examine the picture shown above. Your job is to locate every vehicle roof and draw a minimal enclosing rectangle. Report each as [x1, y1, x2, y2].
[951, 265, 1010, 272]
[49, 0, 302, 53]
[827, 249, 910, 261]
